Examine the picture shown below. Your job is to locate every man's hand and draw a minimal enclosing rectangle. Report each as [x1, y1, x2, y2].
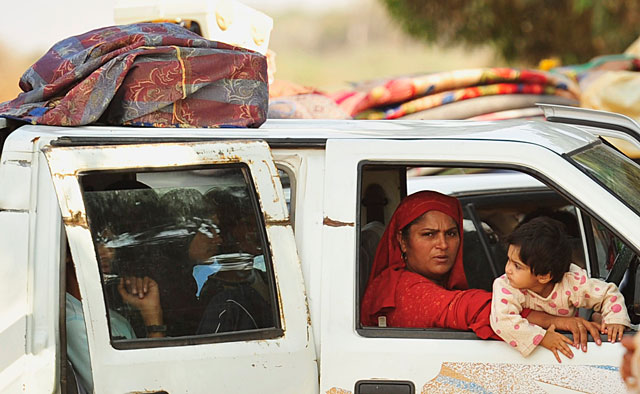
[601, 322, 625, 343]
[118, 276, 163, 327]
[540, 324, 574, 363]
[123, 276, 154, 299]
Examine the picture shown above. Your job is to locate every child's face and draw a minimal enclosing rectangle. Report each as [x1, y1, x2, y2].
[504, 245, 544, 290]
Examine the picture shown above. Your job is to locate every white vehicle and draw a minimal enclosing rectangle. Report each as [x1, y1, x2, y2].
[1, 107, 640, 393]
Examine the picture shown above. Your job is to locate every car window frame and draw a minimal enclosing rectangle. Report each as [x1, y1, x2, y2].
[356, 160, 640, 340]
[44, 140, 294, 361]
[275, 163, 296, 230]
[77, 163, 284, 350]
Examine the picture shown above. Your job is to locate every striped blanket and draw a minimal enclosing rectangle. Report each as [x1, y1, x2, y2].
[331, 68, 579, 120]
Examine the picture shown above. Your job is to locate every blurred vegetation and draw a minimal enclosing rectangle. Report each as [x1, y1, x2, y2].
[379, 0, 640, 65]
[268, 1, 497, 92]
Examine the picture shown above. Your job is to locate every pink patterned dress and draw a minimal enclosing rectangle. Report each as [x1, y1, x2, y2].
[490, 264, 630, 356]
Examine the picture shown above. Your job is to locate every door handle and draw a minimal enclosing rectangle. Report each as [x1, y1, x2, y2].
[355, 380, 415, 394]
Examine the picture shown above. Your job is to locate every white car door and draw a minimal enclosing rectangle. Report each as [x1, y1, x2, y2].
[44, 140, 317, 394]
[321, 136, 640, 394]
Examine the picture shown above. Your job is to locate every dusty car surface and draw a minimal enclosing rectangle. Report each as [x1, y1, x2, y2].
[1, 111, 639, 393]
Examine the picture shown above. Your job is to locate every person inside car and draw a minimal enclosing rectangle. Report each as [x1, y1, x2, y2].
[65, 244, 165, 393]
[491, 216, 629, 363]
[360, 190, 603, 350]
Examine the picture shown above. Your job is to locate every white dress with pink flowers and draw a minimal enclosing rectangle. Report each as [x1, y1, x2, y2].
[490, 264, 630, 357]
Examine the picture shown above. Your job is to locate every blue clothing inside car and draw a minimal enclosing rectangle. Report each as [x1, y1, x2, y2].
[66, 293, 135, 393]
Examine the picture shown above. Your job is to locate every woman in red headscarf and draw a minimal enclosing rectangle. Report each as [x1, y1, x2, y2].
[361, 191, 602, 344]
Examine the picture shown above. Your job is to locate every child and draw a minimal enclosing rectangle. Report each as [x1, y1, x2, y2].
[490, 216, 630, 362]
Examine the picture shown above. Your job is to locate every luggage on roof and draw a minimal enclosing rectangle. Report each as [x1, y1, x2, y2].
[0, 23, 268, 128]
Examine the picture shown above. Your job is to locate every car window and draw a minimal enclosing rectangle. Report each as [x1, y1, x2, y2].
[587, 218, 630, 280]
[357, 165, 608, 336]
[80, 165, 281, 346]
[591, 220, 618, 279]
[277, 167, 294, 225]
[571, 143, 640, 216]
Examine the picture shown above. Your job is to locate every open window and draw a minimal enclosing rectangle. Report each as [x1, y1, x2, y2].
[356, 164, 640, 336]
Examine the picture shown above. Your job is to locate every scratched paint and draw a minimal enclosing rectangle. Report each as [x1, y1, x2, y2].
[5, 160, 30, 167]
[265, 218, 290, 226]
[127, 391, 168, 394]
[322, 217, 354, 227]
[62, 210, 89, 228]
[421, 362, 625, 393]
[326, 388, 352, 394]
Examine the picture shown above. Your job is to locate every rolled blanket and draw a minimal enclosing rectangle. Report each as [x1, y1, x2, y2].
[399, 94, 577, 120]
[357, 82, 574, 120]
[332, 68, 579, 117]
[0, 23, 268, 128]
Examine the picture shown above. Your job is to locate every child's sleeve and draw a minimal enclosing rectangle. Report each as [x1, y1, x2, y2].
[490, 276, 547, 357]
[568, 266, 630, 327]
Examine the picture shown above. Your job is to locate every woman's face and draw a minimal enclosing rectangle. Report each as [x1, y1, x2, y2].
[397, 210, 460, 283]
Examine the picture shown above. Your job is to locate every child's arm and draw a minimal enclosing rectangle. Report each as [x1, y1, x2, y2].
[526, 311, 602, 351]
[539, 324, 576, 363]
[490, 276, 549, 357]
[568, 266, 630, 342]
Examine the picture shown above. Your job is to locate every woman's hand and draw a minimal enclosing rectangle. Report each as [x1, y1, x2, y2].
[525, 311, 601, 352]
[621, 335, 637, 389]
[551, 316, 602, 351]
[540, 324, 574, 363]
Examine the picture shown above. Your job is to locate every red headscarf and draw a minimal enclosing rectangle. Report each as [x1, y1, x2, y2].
[361, 191, 468, 325]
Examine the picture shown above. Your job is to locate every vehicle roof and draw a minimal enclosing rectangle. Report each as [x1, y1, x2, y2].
[4, 118, 597, 154]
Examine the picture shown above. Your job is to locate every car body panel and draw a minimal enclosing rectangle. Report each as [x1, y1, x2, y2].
[42, 140, 317, 393]
[320, 137, 638, 392]
[1, 115, 638, 393]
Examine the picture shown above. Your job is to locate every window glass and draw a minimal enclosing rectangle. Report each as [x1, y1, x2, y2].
[589, 220, 628, 280]
[81, 166, 280, 344]
[277, 168, 292, 216]
[571, 143, 640, 216]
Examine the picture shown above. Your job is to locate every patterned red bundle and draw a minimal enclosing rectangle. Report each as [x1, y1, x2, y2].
[0, 23, 268, 128]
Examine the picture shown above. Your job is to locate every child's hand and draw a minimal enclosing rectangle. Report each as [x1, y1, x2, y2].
[540, 324, 574, 363]
[601, 322, 625, 343]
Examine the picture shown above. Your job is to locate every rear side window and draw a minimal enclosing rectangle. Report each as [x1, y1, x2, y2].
[80, 165, 281, 347]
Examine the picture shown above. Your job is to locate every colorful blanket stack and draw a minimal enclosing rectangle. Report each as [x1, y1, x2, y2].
[330, 68, 580, 120]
